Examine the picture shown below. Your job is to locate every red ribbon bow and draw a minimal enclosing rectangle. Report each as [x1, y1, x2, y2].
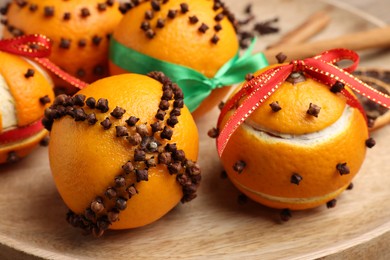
[0, 34, 88, 89]
[217, 48, 390, 157]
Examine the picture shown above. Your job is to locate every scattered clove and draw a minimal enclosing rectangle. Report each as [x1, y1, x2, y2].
[326, 199, 337, 208]
[365, 137, 376, 148]
[276, 52, 287, 64]
[280, 208, 292, 222]
[207, 127, 219, 138]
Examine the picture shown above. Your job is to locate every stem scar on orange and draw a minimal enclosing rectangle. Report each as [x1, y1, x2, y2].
[44, 72, 201, 236]
[217, 67, 370, 212]
[0, 51, 54, 164]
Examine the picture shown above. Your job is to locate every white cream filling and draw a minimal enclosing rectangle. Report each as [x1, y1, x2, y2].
[243, 106, 352, 146]
[0, 59, 53, 131]
[232, 178, 347, 204]
[0, 73, 17, 130]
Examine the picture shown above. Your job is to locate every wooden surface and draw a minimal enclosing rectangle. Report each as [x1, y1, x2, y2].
[1, 0, 390, 259]
[342, 0, 390, 24]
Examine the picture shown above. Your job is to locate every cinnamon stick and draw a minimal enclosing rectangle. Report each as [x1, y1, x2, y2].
[268, 8, 331, 49]
[264, 26, 390, 64]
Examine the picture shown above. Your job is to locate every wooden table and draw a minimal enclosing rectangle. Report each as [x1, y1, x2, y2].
[1, 0, 390, 259]
[343, 0, 390, 23]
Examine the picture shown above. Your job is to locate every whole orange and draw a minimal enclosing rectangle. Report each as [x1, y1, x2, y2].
[109, 0, 239, 117]
[0, 51, 54, 164]
[46, 73, 200, 236]
[218, 67, 369, 210]
[2, 0, 123, 91]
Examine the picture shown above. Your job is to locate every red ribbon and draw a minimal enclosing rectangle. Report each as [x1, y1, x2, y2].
[217, 48, 390, 157]
[0, 34, 88, 89]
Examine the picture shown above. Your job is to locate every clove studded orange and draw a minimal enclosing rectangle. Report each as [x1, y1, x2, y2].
[2, 0, 123, 91]
[109, 0, 239, 117]
[45, 73, 200, 236]
[218, 66, 369, 210]
[0, 51, 54, 164]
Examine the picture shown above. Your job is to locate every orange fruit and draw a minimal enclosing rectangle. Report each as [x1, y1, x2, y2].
[218, 66, 369, 210]
[0, 51, 54, 164]
[3, 0, 123, 91]
[46, 73, 200, 235]
[109, 0, 239, 117]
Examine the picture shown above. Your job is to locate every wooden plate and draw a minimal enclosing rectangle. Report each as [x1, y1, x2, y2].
[1, 0, 390, 259]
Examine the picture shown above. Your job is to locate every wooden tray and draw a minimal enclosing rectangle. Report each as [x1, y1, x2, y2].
[1, 0, 390, 259]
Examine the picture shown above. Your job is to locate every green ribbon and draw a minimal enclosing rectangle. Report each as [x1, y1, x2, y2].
[109, 37, 269, 112]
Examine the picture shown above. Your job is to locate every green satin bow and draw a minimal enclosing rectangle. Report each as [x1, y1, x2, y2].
[109, 37, 268, 112]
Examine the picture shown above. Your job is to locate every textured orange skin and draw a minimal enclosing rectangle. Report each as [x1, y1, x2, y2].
[109, 0, 239, 117]
[49, 74, 199, 229]
[0, 129, 48, 164]
[248, 78, 347, 134]
[219, 74, 368, 210]
[0, 52, 54, 127]
[109, 63, 231, 118]
[0, 52, 54, 164]
[3, 0, 123, 88]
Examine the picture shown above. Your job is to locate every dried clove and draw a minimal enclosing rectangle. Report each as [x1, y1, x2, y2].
[122, 161, 134, 174]
[125, 116, 139, 126]
[127, 133, 142, 146]
[96, 98, 109, 112]
[280, 208, 292, 222]
[365, 137, 376, 148]
[330, 81, 345, 93]
[114, 175, 126, 187]
[326, 199, 337, 208]
[207, 127, 219, 138]
[180, 3, 189, 13]
[269, 101, 281, 112]
[110, 106, 126, 119]
[136, 169, 149, 182]
[90, 198, 104, 214]
[39, 95, 51, 105]
[104, 187, 117, 199]
[189, 15, 198, 24]
[233, 160, 246, 173]
[87, 113, 98, 125]
[307, 103, 321, 117]
[336, 163, 350, 175]
[100, 117, 112, 129]
[198, 23, 209, 33]
[115, 126, 129, 137]
[276, 52, 287, 64]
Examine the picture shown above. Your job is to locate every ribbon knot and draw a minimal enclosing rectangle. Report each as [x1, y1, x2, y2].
[109, 37, 269, 112]
[217, 48, 390, 157]
[290, 59, 306, 72]
[206, 77, 224, 90]
[0, 34, 88, 89]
